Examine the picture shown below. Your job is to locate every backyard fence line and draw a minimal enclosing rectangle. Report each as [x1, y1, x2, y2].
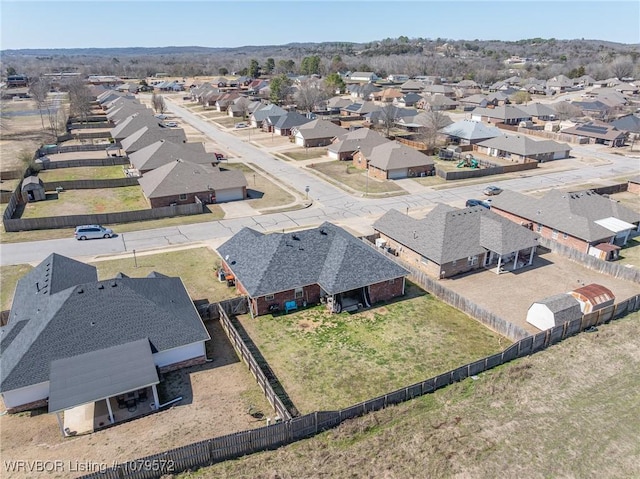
[3, 201, 204, 232]
[38, 144, 109, 156]
[537, 236, 640, 284]
[217, 302, 294, 422]
[360, 237, 530, 341]
[2, 181, 23, 222]
[436, 160, 537, 181]
[68, 121, 112, 130]
[41, 178, 139, 190]
[37, 157, 129, 169]
[0, 170, 23, 180]
[77, 293, 640, 479]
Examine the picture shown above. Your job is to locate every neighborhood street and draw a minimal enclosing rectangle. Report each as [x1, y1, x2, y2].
[1, 100, 638, 267]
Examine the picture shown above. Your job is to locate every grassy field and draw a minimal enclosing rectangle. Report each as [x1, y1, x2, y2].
[0, 264, 33, 310]
[180, 312, 640, 479]
[0, 99, 52, 170]
[90, 247, 237, 303]
[309, 161, 405, 195]
[619, 237, 640, 268]
[280, 147, 328, 161]
[224, 163, 296, 209]
[236, 282, 507, 413]
[20, 186, 148, 218]
[37, 165, 125, 182]
[212, 117, 238, 128]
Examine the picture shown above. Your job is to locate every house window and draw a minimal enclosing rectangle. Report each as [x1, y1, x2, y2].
[421, 256, 428, 265]
[536, 223, 542, 233]
[562, 232, 568, 239]
[179, 194, 187, 201]
[388, 278, 395, 285]
[467, 256, 478, 266]
[452, 260, 457, 267]
[552, 229, 559, 239]
[294, 288, 303, 299]
[265, 294, 275, 301]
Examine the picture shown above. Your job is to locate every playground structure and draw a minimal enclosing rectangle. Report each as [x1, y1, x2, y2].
[457, 154, 479, 169]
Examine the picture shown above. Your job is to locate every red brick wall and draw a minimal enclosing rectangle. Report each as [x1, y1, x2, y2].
[158, 355, 207, 373]
[255, 284, 322, 316]
[491, 207, 609, 253]
[352, 151, 367, 169]
[629, 181, 640, 195]
[149, 191, 212, 208]
[368, 277, 405, 303]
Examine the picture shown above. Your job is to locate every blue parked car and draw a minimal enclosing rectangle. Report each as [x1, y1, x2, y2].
[465, 199, 491, 209]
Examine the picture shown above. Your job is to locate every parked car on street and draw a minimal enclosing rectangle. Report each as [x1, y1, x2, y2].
[164, 121, 178, 127]
[483, 185, 503, 196]
[74, 225, 113, 240]
[234, 122, 248, 129]
[465, 199, 491, 209]
[155, 114, 168, 120]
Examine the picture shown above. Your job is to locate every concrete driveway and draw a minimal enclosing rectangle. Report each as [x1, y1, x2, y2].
[440, 249, 640, 335]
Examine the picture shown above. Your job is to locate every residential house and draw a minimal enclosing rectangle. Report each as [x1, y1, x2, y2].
[216, 92, 242, 112]
[353, 141, 434, 179]
[0, 254, 209, 421]
[106, 103, 150, 125]
[293, 119, 346, 147]
[628, 175, 640, 195]
[400, 80, 426, 93]
[327, 128, 388, 160]
[128, 139, 216, 174]
[561, 122, 626, 147]
[418, 94, 459, 111]
[547, 75, 574, 92]
[459, 94, 489, 110]
[250, 103, 287, 128]
[110, 112, 163, 142]
[440, 119, 502, 145]
[569, 100, 612, 119]
[270, 111, 311, 136]
[347, 72, 379, 82]
[341, 101, 381, 117]
[576, 75, 597, 87]
[394, 92, 422, 108]
[486, 91, 513, 106]
[490, 189, 640, 259]
[120, 126, 187, 155]
[520, 103, 557, 122]
[371, 88, 403, 103]
[7, 74, 28, 87]
[614, 82, 639, 95]
[422, 84, 456, 98]
[471, 105, 532, 125]
[326, 96, 353, 114]
[373, 205, 539, 278]
[476, 135, 571, 162]
[217, 222, 409, 316]
[611, 114, 640, 137]
[347, 83, 381, 100]
[387, 74, 410, 83]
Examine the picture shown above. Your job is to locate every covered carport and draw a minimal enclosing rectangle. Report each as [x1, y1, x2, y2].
[48, 339, 161, 436]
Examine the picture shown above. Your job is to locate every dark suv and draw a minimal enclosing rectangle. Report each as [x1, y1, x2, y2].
[465, 199, 491, 209]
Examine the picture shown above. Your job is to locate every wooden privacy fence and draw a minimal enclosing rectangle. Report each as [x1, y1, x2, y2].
[38, 144, 109, 156]
[3, 201, 204, 232]
[217, 303, 294, 422]
[78, 293, 640, 479]
[38, 157, 129, 169]
[436, 160, 537, 180]
[537, 236, 640, 284]
[41, 178, 139, 191]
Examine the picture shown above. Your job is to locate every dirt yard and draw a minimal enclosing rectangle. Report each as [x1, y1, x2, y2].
[0, 99, 52, 171]
[0, 319, 273, 479]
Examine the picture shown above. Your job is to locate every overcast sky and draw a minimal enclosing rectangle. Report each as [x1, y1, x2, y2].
[1, 1, 639, 50]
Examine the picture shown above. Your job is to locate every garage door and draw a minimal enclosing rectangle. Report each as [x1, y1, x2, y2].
[295, 136, 305, 147]
[388, 168, 408, 179]
[327, 150, 339, 159]
[215, 187, 244, 203]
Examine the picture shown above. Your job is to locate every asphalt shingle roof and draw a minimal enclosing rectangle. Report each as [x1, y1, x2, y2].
[294, 119, 346, 140]
[120, 126, 187, 154]
[477, 135, 570, 156]
[217, 222, 409, 297]
[490, 189, 640, 242]
[440, 120, 502, 141]
[328, 128, 389, 155]
[367, 142, 434, 171]
[128, 139, 212, 172]
[0, 254, 209, 392]
[373, 205, 539, 264]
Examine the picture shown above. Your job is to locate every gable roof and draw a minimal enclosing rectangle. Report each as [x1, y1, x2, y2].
[374, 206, 539, 264]
[120, 126, 187, 154]
[273, 111, 311, 130]
[520, 103, 557, 118]
[294, 119, 346, 140]
[111, 112, 162, 140]
[440, 120, 502, 141]
[251, 103, 287, 122]
[128, 139, 212, 171]
[561, 122, 626, 141]
[532, 294, 582, 324]
[1, 254, 209, 392]
[611, 114, 640, 134]
[490, 189, 640, 242]
[217, 222, 408, 297]
[138, 160, 246, 198]
[472, 105, 532, 121]
[477, 135, 570, 156]
[328, 128, 389, 155]
[367, 141, 434, 171]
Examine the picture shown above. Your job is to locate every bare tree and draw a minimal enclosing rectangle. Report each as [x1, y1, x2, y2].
[416, 110, 451, 150]
[294, 80, 327, 113]
[609, 56, 634, 80]
[235, 96, 250, 119]
[46, 94, 67, 139]
[378, 104, 400, 138]
[67, 78, 93, 123]
[553, 101, 582, 121]
[28, 78, 50, 131]
[151, 92, 166, 113]
[510, 91, 531, 105]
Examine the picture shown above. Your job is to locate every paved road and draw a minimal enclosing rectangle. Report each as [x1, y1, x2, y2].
[2, 100, 638, 266]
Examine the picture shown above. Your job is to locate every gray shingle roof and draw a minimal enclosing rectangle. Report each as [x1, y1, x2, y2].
[1, 255, 209, 392]
[328, 128, 389, 155]
[519, 103, 557, 118]
[294, 119, 346, 140]
[611, 114, 640, 134]
[274, 111, 311, 130]
[533, 294, 582, 324]
[138, 160, 246, 198]
[373, 205, 538, 264]
[367, 142, 434, 171]
[490, 189, 640, 242]
[251, 104, 287, 123]
[477, 135, 571, 156]
[217, 222, 408, 297]
[120, 126, 187, 154]
[472, 105, 532, 121]
[441, 120, 502, 141]
[111, 112, 162, 140]
[128, 139, 212, 172]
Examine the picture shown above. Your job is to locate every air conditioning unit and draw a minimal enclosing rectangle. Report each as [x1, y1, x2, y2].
[375, 238, 387, 248]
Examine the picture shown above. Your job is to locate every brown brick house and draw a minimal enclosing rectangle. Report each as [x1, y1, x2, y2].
[217, 222, 409, 316]
[353, 140, 434, 179]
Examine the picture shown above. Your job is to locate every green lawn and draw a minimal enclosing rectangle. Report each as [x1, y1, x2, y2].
[37, 166, 125, 182]
[187, 313, 640, 479]
[309, 161, 405, 195]
[236, 282, 507, 413]
[223, 163, 296, 209]
[280, 147, 328, 161]
[20, 186, 149, 218]
[619, 237, 640, 268]
[0, 264, 33, 310]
